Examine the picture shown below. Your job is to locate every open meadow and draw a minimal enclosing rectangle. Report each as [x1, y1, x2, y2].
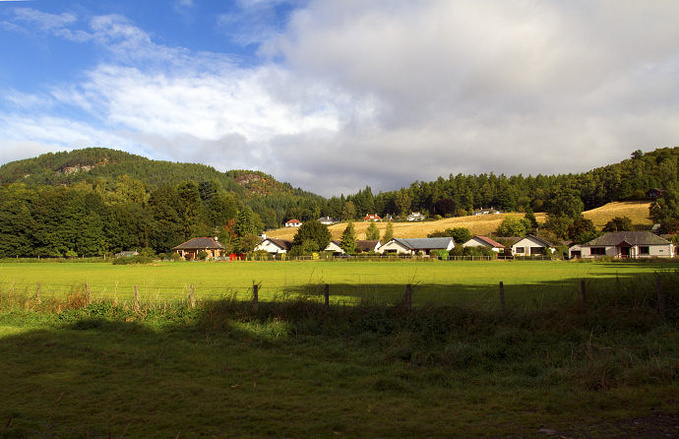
[0, 258, 675, 306]
[1, 259, 678, 437]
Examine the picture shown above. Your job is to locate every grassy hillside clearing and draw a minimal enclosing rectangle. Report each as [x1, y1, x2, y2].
[266, 201, 652, 241]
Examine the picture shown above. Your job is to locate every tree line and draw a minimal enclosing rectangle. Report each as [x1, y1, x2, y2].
[1, 147, 678, 258]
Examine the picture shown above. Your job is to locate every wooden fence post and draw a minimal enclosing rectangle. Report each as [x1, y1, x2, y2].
[190, 285, 196, 309]
[656, 276, 665, 319]
[499, 281, 506, 317]
[85, 282, 91, 305]
[580, 279, 587, 310]
[324, 284, 330, 311]
[404, 284, 412, 309]
[36, 283, 41, 305]
[252, 283, 259, 310]
[134, 285, 140, 313]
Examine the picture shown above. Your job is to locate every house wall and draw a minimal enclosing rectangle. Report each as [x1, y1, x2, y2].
[255, 241, 286, 254]
[378, 241, 412, 254]
[578, 244, 673, 259]
[325, 242, 344, 253]
[511, 237, 553, 256]
[464, 238, 501, 252]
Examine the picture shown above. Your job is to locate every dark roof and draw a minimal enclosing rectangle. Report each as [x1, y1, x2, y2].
[267, 238, 293, 251]
[391, 237, 454, 250]
[173, 237, 225, 250]
[470, 236, 505, 248]
[355, 240, 380, 252]
[582, 231, 671, 247]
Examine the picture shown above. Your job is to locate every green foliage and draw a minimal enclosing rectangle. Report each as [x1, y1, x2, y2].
[603, 216, 634, 232]
[567, 216, 600, 244]
[339, 222, 356, 254]
[291, 220, 332, 255]
[650, 185, 679, 223]
[365, 221, 380, 240]
[381, 221, 394, 243]
[496, 216, 529, 237]
[340, 201, 356, 221]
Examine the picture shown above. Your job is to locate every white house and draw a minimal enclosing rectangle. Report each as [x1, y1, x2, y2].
[463, 235, 505, 253]
[569, 231, 674, 259]
[254, 238, 293, 254]
[379, 237, 454, 256]
[285, 219, 302, 228]
[318, 216, 338, 225]
[363, 214, 382, 222]
[324, 240, 344, 253]
[472, 208, 501, 216]
[406, 212, 426, 222]
[511, 235, 556, 257]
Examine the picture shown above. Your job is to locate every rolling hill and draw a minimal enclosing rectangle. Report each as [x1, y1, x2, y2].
[265, 201, 653, 241]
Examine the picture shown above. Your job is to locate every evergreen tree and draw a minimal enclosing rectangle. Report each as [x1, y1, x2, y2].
[291, 220, 332, 254]
[382, 221, 394, 243]
[339, 222, 357, 254]
[365, 221, 380, 240]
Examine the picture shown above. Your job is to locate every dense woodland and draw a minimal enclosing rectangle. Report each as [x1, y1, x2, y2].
[1, 146, 678, 258]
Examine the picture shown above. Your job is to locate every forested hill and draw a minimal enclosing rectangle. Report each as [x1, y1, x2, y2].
[0, 145, 678, 258]
[0, 147, 304, 198]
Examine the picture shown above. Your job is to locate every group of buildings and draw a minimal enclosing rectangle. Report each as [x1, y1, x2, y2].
[171, 230, 674, 261]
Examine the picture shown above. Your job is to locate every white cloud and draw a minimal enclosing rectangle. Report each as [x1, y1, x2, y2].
[3, 1, 679, 197]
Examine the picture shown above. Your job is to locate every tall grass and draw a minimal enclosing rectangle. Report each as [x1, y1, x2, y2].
[0, 271, 677, 437]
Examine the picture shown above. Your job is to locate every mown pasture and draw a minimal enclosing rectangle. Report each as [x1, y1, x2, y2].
[1, 259, 678, 437]
[0, 259, 675, 307]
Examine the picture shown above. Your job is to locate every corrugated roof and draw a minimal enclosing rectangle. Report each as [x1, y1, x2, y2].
[583, 231, 670, 246]
[173, 237, 225, 250]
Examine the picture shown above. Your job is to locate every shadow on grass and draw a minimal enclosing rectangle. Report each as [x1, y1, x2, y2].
[0, 270, 678, 438]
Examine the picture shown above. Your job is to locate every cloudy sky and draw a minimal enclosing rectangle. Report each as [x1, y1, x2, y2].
[1, 1, 678, 196]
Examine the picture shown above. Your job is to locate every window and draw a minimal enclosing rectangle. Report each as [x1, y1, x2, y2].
[639, 246, 650, 255]
[515, 247, 525, 254]
[590, 247, 606, 255]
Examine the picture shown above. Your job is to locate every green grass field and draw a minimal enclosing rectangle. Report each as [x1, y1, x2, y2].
[1, 259, 675, 306]
[1, 259, 677, 437]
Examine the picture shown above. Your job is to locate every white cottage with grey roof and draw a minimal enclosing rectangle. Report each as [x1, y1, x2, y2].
[569, 231, 673, 259]
[378, 237, 454, 255]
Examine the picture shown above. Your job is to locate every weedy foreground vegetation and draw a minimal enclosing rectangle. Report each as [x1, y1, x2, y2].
[0, 261, 678, 437]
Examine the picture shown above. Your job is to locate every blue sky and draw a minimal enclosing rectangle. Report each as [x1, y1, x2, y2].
[1, 1, 679, 196]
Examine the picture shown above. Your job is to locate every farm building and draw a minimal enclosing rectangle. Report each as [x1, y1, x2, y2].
[569, 231, 673, 259]
[363, 214, 382, 222]
[379, 237, 454, 256]
[173, 237, 225, 260]
[463, 236, 505, 253]
[255, 238, 293, 254]
[511, 235, 555, 257]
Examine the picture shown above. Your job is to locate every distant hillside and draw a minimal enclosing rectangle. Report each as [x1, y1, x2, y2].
[266, 201, 653, 241]
[0, 148, 324, 229]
